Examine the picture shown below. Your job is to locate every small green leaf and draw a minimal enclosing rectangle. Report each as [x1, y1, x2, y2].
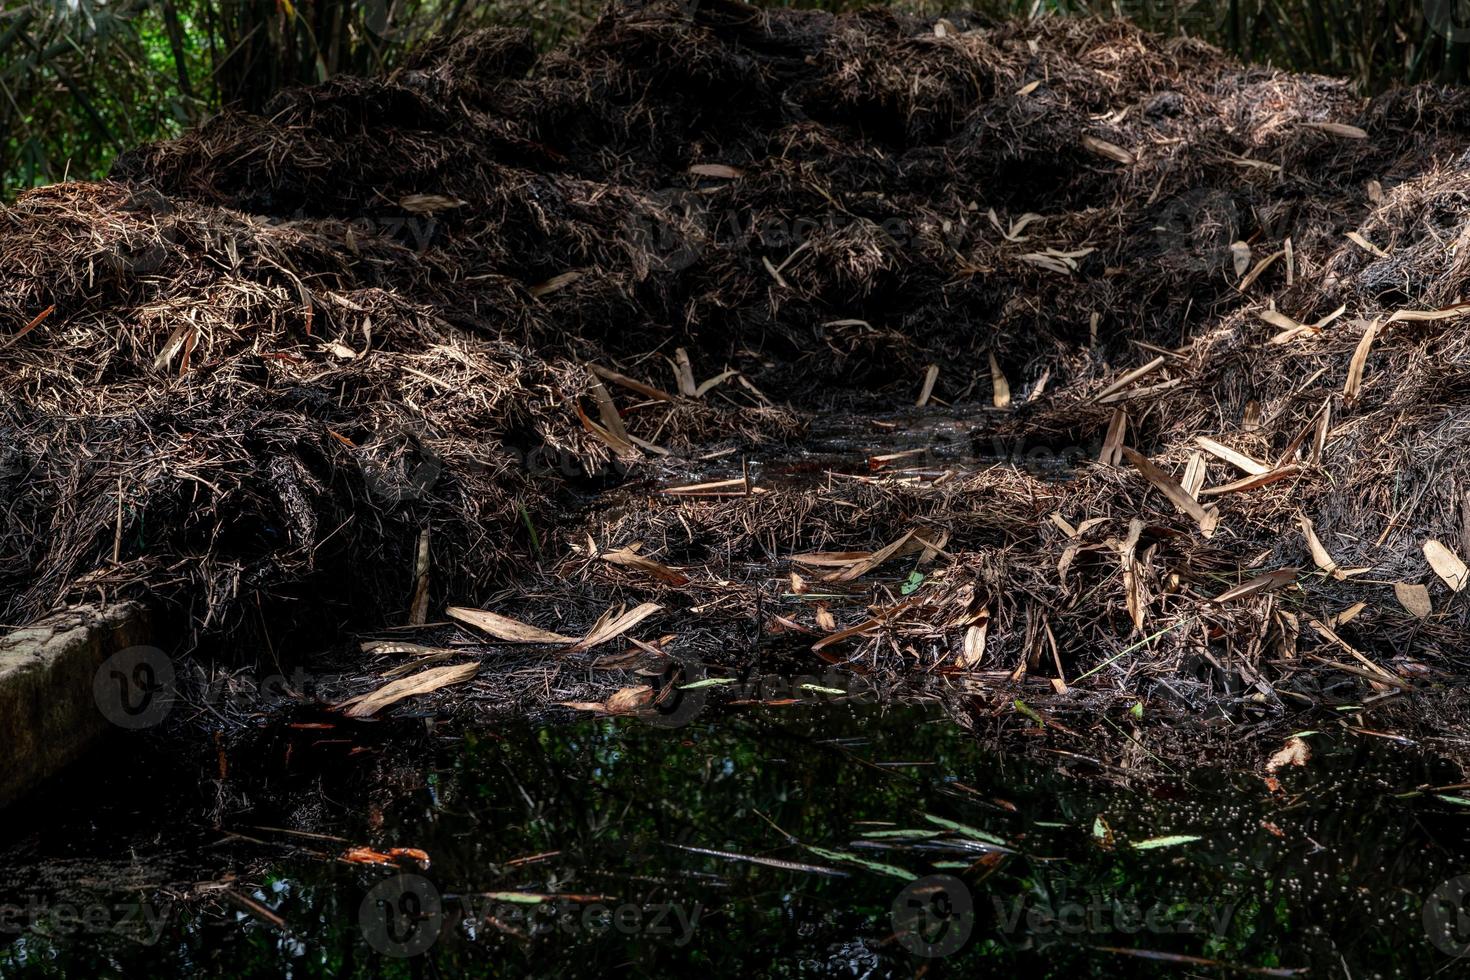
[923, 813, 1008, 846]
[901, 571, 926, 595]
[481, 892, 549, 904]
[679, 678, 736, 690]
[799, 683, 848, 695]
[805, 845, 916, 880]
[1014, 699, 1045, 727]
[1129, 701, 1144, 719]
[860, 829, 940, 839]
[1131, 834, 1201, 850]
[1436, 795, 1470, 807]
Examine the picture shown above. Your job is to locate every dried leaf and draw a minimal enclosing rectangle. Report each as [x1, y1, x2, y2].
[1298, 514, 1340, 577]
[1120, 447, 1217, 535]
[1424, 539, 1469, 592]
[1238, 249, 1284, 292]
[1230, 241, 1252, 277]
[1211, 568, 1297, 604]
[1302, 121, 1368, 139]
[1345, 231, 1388, 258]
[1266, 737, 1311, 772]
[1387, 304, 1470, 324]
[1199, 464, 1301, 497]
[1195, 436, 1269, 476]
[1080, 134, 1135, 165]
[822, 530, 917, 583]
[988, 352, 1011, 408]
[341, 846, 431, 868]
[342, 662, 479, 718]
[529, 270, 582, 298]
[916, 364, 939, 407]
[398, 193, 466, 213]
[1099, 408, 1127, 466]
[602, 547, 688, 585]
[960, 622, 988, 668]
[569, 602, 663, 652]
[1093, 357, 1164, 403]
[448, 607, 575, 644]
[1344, 318, 1379, 401]
[606, 685, 655, 713]
[588, 364, 675, 402]
[1394, 582, 1432, 619]
[688, 163, 744, 178]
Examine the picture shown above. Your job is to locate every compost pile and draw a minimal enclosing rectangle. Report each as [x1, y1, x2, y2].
[3, 1, 1470, 722]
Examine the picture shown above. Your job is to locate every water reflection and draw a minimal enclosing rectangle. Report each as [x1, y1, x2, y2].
[1, 699, 1467, 977]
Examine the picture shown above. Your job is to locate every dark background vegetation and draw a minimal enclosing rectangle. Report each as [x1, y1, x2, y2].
[3, 0, 1470, 200]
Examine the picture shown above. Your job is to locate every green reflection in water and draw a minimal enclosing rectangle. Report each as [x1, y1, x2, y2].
[1, 699, 1467, 977]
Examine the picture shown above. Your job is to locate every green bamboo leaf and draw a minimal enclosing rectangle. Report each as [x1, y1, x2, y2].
[1131, 834, 1201, 850]
[805, 845, 916, 880]
[923, 813, 1007, 846]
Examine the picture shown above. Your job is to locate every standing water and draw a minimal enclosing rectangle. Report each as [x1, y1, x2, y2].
[0, 694, 1467, 977]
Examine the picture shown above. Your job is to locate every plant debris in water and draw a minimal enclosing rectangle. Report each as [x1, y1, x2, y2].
[2, 1, 1470, 745]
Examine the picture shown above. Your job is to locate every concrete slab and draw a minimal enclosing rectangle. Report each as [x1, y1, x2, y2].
[0, 603, 152, 807]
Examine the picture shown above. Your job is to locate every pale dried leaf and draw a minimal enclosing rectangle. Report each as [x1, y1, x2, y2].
[1394, 582, 1432, 619]
[569, 602, 663, 652]
[447, 607, 575, 644]
[1424, 539, 1469, 592]
[343, 662, 479, 718]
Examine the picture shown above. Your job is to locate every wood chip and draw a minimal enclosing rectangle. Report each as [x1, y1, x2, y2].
[960, 621, 988, 668]
[399, 193, 467, 213]
[1181, 452, 1206, 499]
[1266, 737, 1311, 772]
